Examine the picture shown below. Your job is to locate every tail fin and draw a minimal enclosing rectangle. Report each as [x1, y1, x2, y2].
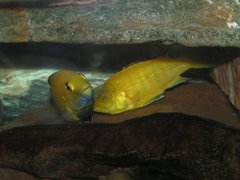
[180, 68, 213, 82]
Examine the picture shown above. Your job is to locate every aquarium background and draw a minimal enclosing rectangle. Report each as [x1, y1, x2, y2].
[0, 1, 240, 179]
[0, 43, 238, 123]
[0, 42, 170, 121]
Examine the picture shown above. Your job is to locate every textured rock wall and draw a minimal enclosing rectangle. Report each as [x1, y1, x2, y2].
[0, 113, 240, 179]
[0, 0, 240, 46]
[211, 57, 240, 109]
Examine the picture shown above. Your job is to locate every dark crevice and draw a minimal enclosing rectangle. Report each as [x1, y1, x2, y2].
[0, 42, 238, 71]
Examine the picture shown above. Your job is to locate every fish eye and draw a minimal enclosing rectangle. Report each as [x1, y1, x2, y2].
[65, 81, 73, 92]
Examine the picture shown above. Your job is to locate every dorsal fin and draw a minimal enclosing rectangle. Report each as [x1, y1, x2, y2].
[121, 59, 143, 70]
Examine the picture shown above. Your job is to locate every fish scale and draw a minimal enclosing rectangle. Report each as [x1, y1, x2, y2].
[115, 60, 186, 101]
[94, 57, 207, 114]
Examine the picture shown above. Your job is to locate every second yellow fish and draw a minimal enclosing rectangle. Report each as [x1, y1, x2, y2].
[48, 70, 94, 122]
[94, 57, 208, 114]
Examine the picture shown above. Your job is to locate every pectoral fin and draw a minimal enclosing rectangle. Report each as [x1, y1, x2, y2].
[169, 77, 189, 89]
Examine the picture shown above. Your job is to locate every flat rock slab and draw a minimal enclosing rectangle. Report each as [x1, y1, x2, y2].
[0, 168, 37, 180]
[211, 57, 240, 110]
[0, 113, 240, 179]
[1, 83, 239, 132]
[0, 0, 240, 46]
[94, 83, 240, 128]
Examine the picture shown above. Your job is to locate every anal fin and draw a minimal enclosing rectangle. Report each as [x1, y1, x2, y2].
[146, 93, 164, 106]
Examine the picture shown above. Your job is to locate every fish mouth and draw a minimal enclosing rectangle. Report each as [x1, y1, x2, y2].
[82, 85, 94, 97]
[73, 86, 94, 119]
[77, 101, 93, 114]
[73, 101, 93, 122]
[80, 86, 94, 104]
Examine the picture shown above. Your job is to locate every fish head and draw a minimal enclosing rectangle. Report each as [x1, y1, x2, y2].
[48, 70, 94, 121]
[94, 85, 132, 114]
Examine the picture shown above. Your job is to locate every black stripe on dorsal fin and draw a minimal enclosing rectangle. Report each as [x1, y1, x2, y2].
[120, 56, 164, 71]
[121, 59, 144, 70]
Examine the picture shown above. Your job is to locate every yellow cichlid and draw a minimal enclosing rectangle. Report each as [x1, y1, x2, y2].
[48, 70, 94, 122]
[94, 57, 208, 114]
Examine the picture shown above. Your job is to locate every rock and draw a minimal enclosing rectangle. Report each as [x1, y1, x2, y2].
[1, 83, 239, 132]
[100, 169, 133, 180]
[211, 57, 240, 110]
[2, 82, 239, 132]
[93, 83, 240, 128]
[0, 105, 65, 132]
[0, 168, 37, 180]
[0, 113, 240, 179]
[0, 1, 240, 46]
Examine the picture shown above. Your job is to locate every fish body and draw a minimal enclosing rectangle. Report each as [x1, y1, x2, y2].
[48, 70, 94, 122]
[94, 57, 207, 114]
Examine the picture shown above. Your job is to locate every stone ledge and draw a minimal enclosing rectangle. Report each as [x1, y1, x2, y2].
[0, 0, 240, 46]
[0, 113, 240, 179]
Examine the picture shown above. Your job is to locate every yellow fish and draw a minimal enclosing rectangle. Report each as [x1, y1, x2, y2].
[48, 70, 94, 122]
[94, 57, 208, 114]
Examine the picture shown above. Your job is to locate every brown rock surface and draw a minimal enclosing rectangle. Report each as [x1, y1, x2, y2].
[1, 83, 239, 132]
[0, 104, 65, 132]
[0, 168, 37, 180]
[0, 113, 240, 179]
[94, 83, 240, 128]
[211, 57, 240, 110]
